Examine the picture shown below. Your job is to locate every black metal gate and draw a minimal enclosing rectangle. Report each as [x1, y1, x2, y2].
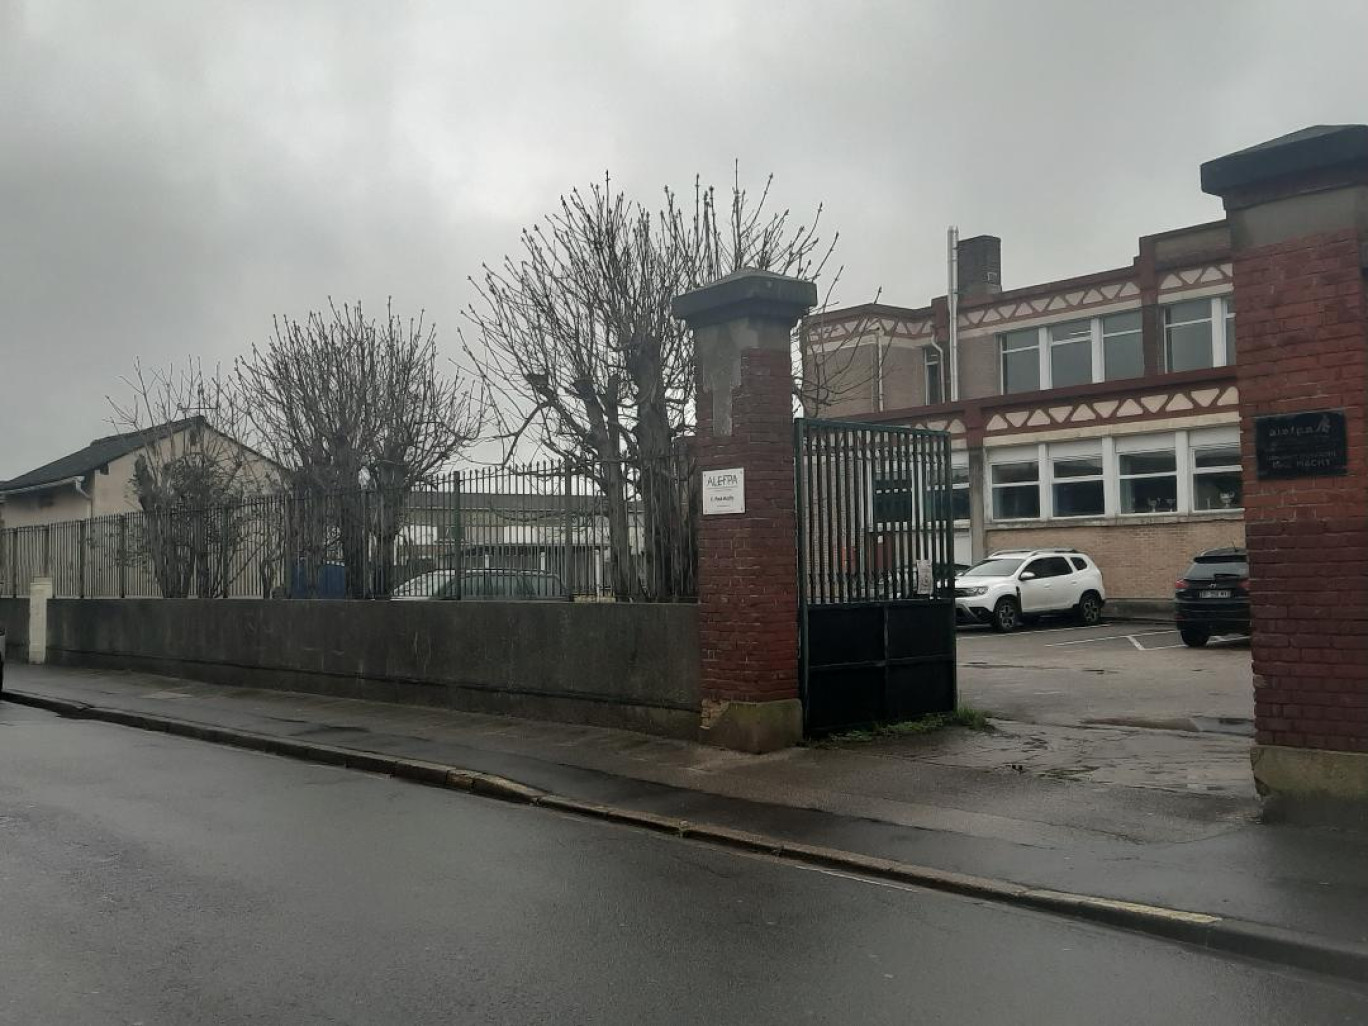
[794, 418, 958, 734]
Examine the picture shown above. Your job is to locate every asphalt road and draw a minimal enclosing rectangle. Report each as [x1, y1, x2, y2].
[958, 621, 1253, 732]
[3, 703, 1363, 1026]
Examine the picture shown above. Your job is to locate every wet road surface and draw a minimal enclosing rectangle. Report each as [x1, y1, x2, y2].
[958, 621, 1252, 731]
[1, 702, 1363, 1025]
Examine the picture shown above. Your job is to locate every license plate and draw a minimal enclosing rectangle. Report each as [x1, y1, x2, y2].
[1201, 589, 1232, 599]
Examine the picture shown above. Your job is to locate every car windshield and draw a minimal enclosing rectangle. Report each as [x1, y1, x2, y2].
[1184, 556, 1248, 581]
[391, 571, 458, 597]
[963, 558, 1024, 578]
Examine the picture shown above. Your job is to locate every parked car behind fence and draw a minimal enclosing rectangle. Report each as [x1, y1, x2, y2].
[391, 568, 569, 601]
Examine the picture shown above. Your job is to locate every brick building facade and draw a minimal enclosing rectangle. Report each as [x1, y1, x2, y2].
[803, 221, 1243, 601]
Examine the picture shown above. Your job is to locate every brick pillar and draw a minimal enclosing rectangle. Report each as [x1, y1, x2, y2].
[673, 270, 817, 753]
[1201, 125, 1368, 802]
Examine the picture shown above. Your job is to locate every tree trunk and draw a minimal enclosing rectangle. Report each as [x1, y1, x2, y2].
[338, 491, 369, 599]
[630, 348, 679, 600]
[146, 509, 192, 599]
[598, 461, 638, 600]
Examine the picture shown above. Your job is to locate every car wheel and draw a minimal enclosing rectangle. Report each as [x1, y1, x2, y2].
[991, 597, 1020, 633]
[1180, 628, 1210, 648]
[1075, 591, 1103, 626]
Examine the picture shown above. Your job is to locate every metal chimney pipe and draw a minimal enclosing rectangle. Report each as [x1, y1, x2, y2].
[947, 226, 960, 402]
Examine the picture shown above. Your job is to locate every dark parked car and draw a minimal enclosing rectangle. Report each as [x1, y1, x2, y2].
[1174, 547, 1250, 647]
[391, 568, 569, 601]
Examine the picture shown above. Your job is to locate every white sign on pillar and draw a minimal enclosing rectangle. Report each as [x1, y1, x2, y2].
[702, 467, 746, 516]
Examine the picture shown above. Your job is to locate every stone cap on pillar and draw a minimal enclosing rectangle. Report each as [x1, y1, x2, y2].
[1201, 124, 1368, 207]
[672, 269, 818, 330]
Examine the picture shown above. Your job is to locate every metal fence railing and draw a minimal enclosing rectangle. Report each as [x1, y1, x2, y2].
[794, 418, 956, 605]
[0, 454, 698, 603]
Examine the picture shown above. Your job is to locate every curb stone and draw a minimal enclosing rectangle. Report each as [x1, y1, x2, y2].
[536, 795, 685, 835]
[5, 687, 1366, 983]
[471, 773, 543, 803]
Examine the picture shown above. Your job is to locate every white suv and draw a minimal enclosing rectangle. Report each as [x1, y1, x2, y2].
[954, 549, 1106, 632]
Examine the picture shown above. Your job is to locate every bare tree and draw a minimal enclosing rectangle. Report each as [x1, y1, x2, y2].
[797, 298, 900, 418]
[235, 299, 480, 598]
[463, 170, 845, 599]
[107, 360, 276, 598]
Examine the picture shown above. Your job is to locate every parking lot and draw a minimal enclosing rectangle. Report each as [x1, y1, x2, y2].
[957, 620, 1253, 735]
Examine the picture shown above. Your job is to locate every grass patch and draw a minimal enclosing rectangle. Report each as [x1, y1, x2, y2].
[816, 706, 994, 746]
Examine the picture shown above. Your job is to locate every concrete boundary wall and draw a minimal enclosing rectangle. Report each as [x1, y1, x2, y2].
[0, 597, 29, 660]
[41, 599, 701, 738]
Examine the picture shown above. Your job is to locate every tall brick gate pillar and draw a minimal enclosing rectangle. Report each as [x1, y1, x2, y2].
[1201, 125, 1368, 802]
[673, 270, 817, 753]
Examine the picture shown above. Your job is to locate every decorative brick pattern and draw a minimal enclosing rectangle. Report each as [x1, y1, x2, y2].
[696, 347, 799, 706]
[1235, 229, 1368, 752]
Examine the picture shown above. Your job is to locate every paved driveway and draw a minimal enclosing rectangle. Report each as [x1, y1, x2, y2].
[956, 621, 1253, 734]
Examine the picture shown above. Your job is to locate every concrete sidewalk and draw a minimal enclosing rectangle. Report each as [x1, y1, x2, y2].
[6, 663, 1368, 962]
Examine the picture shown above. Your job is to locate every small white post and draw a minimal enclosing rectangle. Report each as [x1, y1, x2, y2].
[28, 576, 53, 665]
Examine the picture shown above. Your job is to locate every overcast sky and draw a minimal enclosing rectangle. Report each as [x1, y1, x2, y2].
[3, 0, 1367, 477]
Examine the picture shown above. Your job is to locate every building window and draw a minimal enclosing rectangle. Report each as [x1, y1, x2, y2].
[1051, 453, 1105, 517]
[1102, 310, 1144, 381]
[991, 459, 1040, 519]
[872, 476, 913, 525]
[1223, 296, 1236, 364]
[925, 347, 944, 405]
[877, 460, 968, 525]
[951, 462, 970, 522]
[1192, 441, 1242, 511]
[1164, 299, 1216, 372]
[1000, 329, 1040, 394]
[984, 429, 1240, 525]
[1119, 449, 1178, 514]
[1049, 320, 1092, 388]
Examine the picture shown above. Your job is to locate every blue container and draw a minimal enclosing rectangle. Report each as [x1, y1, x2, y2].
[288, 560, 348, 599]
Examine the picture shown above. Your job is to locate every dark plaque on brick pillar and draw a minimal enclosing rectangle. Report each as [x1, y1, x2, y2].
[1254, 410, 1348, 479]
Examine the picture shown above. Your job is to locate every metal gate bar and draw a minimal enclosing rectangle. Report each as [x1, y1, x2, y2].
[794, 418, 958, 734]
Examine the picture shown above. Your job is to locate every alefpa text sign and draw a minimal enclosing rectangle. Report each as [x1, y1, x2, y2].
[702, 467, 746, 515]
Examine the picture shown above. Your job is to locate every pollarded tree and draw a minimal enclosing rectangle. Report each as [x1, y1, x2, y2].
[235, 299, 481, 597]
[463, 170, 853, 599]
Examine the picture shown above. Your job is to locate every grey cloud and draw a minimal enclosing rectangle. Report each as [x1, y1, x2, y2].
[3, 0, 1365, 475]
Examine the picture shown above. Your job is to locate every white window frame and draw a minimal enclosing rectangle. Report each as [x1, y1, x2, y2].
[1116, 434, 1181, 516]
[1047, 440, 1106, 519]
[992, 294, 1237, 395]
[1220, 296, 1236, 366]
[1100, 310, 1144, 381]
[925, 346, 944, 405]
[984, 428, 1241, 524]
[1189, 426, 1243, 512]
[869, 453, 965, 529]
[987, 444, 1043, 522]
[1047, 319, 1094, 390]
[996, 306, 1146, 394]
[999, 329, 1044, 395]
[951, 452, 970, 525]
[1163, 295, 1234, 372]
